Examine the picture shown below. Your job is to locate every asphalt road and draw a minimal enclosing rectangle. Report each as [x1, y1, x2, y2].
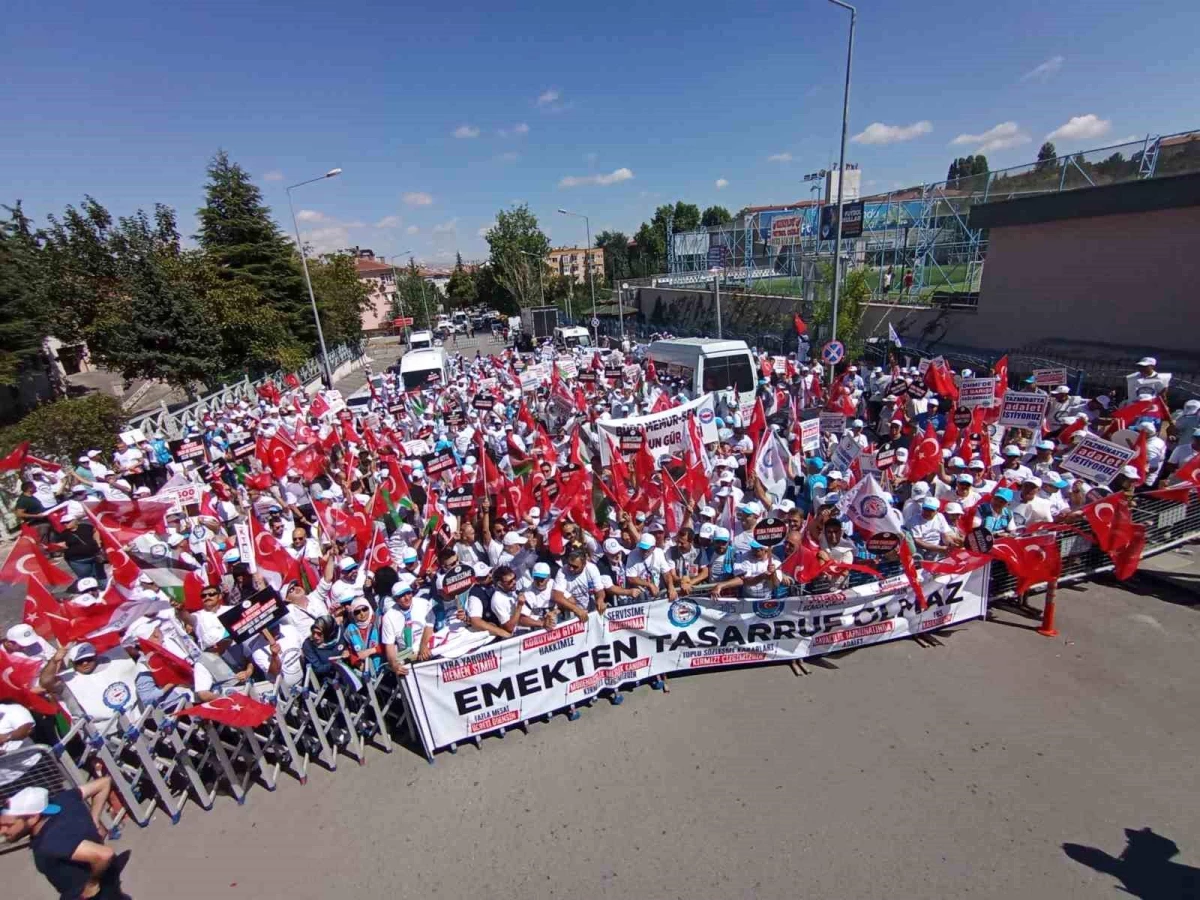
[5, 575, 1197, 899]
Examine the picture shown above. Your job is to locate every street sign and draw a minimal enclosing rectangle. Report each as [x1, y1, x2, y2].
[590, 317, 599, 328]
[820, 340, 845, 365]
[393, 316, 414, 327]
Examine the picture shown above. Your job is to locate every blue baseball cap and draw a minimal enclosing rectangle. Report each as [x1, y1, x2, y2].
[636, 535, 655, 550]
[994, 488, 1014, 502]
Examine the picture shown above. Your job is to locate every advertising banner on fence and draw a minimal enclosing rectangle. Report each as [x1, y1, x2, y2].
[597, 393, 717, 464]
[404, 566, 989, 751]
[1033, 368, 1068, 387]
[1061, 434, 1137, 486]
[958, 376, 997, 408]
[998, 391, 1049, 430]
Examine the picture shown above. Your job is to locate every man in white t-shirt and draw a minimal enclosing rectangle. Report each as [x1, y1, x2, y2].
[623, 535, 670, 599]
[382, 582, 433, 674]
[489, 564, 552, 635]
[906, 497, 956, 554]
[724, 539, 780, 599]
[552, 550, 605, 616]
[1010, 477, 1054, 529]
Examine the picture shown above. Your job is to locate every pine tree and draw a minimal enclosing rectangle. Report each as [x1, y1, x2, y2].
[0, 204, 49, 387]
[196, 150, 310, 353]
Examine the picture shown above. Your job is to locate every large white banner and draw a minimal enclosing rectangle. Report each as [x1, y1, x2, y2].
[596, 393, 718, 464]
[403, 566, 989, 752]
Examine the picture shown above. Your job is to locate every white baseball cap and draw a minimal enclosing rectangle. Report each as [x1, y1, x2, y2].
[502, 531, 527, 546]
[1137, 356, 1157, 367]
[2, 786, 61, 817]
[5, 623, 39, 646]
[76, 577, 99, 592]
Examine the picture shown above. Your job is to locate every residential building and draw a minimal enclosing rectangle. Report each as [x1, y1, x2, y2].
[546, 246, 604, 284]
[353, 249, 397, 332]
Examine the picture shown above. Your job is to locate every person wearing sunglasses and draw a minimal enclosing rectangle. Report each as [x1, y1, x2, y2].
[489, 564, 553, 635]
[343, 599, 383, 674]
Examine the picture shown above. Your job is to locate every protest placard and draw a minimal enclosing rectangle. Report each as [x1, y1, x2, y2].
[219, 588, 287, 643]
[1033, 368, 1068, 387]
[819, 412, 846, 436]
[998, 391, 1050, 430]
[800, 418, 821, 453]
[958, 376, 996, 409]
[1061, 434, 1137, 486]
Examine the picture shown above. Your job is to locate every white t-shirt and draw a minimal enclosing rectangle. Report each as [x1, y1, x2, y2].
[381, 596, 432, 653]
[553, 562, 604, 612]
[0, 702, 35, 755]
[624, 547, 669, 587]
[488, 589, 531, 632]
[908, 512, 952, 546]
[732, 556, 774, 599]
[518, 578, 555, 618]
[1010, 496, 1054, 529]
[60, 655, 141, 721]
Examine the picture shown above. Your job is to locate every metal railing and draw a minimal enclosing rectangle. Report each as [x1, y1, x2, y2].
[127, 341, 365, 439]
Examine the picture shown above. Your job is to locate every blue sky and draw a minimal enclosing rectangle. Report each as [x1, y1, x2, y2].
[3, 0, 1198, 263]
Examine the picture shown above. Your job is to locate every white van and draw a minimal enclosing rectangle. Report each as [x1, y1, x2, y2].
[554, 325, 591, 349]
[646, 339, 757, 400]
[408, 329, 434, 352]
[398, 348, 448, 392]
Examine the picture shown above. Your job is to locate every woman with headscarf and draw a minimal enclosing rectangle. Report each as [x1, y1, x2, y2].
[343, 597, 383, 675]
[301, 615, 349, 681]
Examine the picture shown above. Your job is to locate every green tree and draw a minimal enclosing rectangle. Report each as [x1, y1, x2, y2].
[1036, 141, 1058, 172]
[446, 252, 477, 309]
[38, 198, 122, 343]
[471, 264, 515, 315]
[195, 150, 311, 354]
[593, 230, 630, 283]
[812, 264, 870, 359]
[304, 252, 370, 348]
[701, 205, 732, 227]
[391, 258, 435, 329]
[484, 204, 550, 308]
[0, 204, 50, 387]
[0, 394, 126, 463]
[630, 220, 666, 277]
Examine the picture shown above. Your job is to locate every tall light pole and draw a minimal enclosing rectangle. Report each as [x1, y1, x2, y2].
[382, 249, 414, 339]
[828, 0, 855, 351]
[414, 259, 433, 330]
[619, 282, 629, 340]
[287, 168, 342, 387]
[518, 249, 546, 307]
[557, 208, 597, 340]
[710, 268, 724, 339]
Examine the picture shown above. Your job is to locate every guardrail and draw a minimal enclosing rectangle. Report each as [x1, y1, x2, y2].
[126, 341, 365, 439]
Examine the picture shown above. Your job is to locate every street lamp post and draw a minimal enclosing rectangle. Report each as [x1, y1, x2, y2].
[557, 209, 597, 340]
[710, 268, 724, 339]
[827, 0, 856, 351]
[383, 249, 414, 340]
[619, 282, 629, 340]
[518, 250, 546, 307]
[287, 168, 342, 387]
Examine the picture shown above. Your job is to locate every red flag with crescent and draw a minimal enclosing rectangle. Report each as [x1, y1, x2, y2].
[990, 533, 1061, 596]
[1, 532, 75, 589]
[905, 422, 943, 483]
[174, 695, 276, 728]
[0, 647, 59, 714]
[138, 637, 195, 688]
[1081, 492, 1134, 556]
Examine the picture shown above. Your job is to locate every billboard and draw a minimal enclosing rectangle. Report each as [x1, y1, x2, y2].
[819, 201, 864, 240]
[672, 232, 710, 256]
[768, 215, 805, 245]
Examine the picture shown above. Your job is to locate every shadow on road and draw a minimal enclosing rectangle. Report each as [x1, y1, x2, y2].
[1064, 827, 1198, 899]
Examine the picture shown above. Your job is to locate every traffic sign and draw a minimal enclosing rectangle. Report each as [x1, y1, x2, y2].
[820, 340, 845, 365]
[590, 317, 600, 328]
[393, 316, 414, 327]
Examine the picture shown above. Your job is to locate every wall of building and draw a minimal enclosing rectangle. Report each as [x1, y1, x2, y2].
[859, 204, 1200, 373]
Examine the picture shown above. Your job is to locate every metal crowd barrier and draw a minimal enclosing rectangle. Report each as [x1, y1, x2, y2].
[14, 491, 1197, 828]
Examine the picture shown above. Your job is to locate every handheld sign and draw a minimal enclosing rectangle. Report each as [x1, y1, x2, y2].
[440, 564, 475, 598]
[445, 485, 475, 513]
[1033, 367, 1068, 387]
[958, 376, 997, 409]
[472, 395, 496, 411]
[800, 418, 821, 453]
[229, 437, 256, 460]
[218, 588, 287, 644]
[865, 532, 901, 555]
[965, 526, 994, 555]
[906, 380, 929, 400]
[169, 437, 208, 463]
[752, 518, 787, 547]
[953, 406, 972, 429]
[421, 450, 457, 477]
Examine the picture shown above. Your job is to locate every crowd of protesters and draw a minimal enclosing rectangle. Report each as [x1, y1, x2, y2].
[4, 333, 1200, 890]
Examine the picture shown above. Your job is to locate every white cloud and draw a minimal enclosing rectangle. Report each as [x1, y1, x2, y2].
[453, 124, 480, 139]
[767, 152, 793, 163]
[950, 121, 1031, 153]
[406, 225, 419, 235]
[537, 89, 560, 106]
[374, 215, 402, 229]
[1021, 55, 1064, 83]
[262, 170, 284, 182]
[295, 209, 326, 223]
[558, 167, 634, 188]
[852, 120, 932, 145]
[477, 222, 496, 238]
[1046, 114, 1112, 144]
[299, 226, 352, 255]
[715, 178, 729, 189]
[432, 219, 458, 234]
[403, 192, 433, 206]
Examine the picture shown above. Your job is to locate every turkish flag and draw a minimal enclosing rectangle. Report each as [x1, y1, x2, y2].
[646, 358, 658, 382]
[0, 442, 30, 473]
[1, 532, 75, 589]
[363, 526, 392, 573]
[650, 391, 672, 414]
[250, 518, 300, 590]
[1148, 451, 1200, 503]
[1108, 395, 1171, 431]
[309, 393, 330, 419]
[925, 361, 959, 402]
[1130, 431, 1148, 483]
[21, 578, 73, 643]
[1082, 492, 1134, 556]
[746, 396, 768, 448]
[781, 535, 826, 584]
[992, 355, 1008, 404]
[1112, 523, 1147, 581]
[0, 648, 59, 715]
[258, 430, 296, 479]
[137, 637, 195, 688]
[244, 471, 273, 491]
[898, 536, 927, 612]
[1056, 416, 1087, 447]
[793, 313, 807, 336]
[634, 432, 657, 488]
[89, 498, 173, 545]
[82, 506, 141, 589]
[290, 444, 325, 482]
[991, 533, 1061, 596]
[174, 695, 277, 728]
[921, 547, 992, 577]
[905, 422, 943, 483]
[283, 373, 301, 390]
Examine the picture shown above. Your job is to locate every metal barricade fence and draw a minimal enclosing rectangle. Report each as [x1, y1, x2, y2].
[21, 492, 1200, 826]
